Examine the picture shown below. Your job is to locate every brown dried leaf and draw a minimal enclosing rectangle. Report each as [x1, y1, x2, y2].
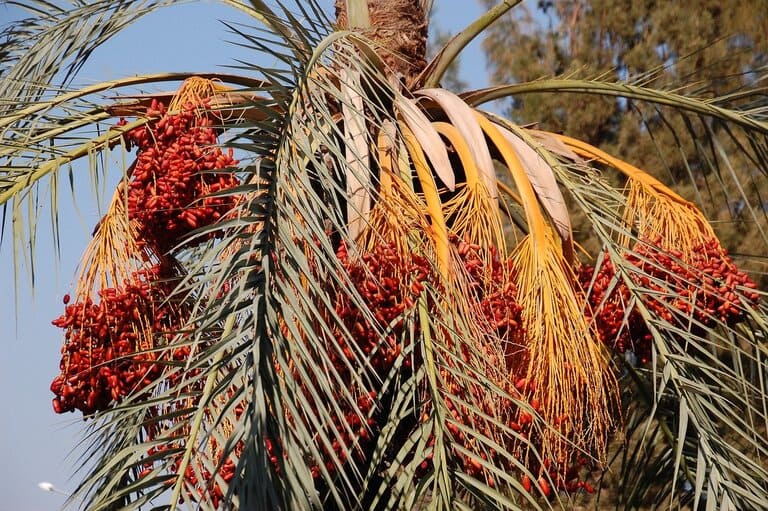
[395, 95, 456, 191]
[417, 88, 496, 198]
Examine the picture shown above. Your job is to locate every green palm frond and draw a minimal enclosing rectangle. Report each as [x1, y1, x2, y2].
[550, 153, 768, 510]
[462, 80, 768, 135]
[463, 78, 768, 257]
[1, 1, 182, 109]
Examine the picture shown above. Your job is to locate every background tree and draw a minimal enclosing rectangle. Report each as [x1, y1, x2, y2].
[2, 1, 768, 510]
[481, 0, 768, 273]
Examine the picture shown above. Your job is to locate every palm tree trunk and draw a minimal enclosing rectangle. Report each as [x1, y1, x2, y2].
[334, 0, 428, 84]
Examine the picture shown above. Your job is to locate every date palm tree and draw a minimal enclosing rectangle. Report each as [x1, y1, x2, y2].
[2, 1, 767, 510]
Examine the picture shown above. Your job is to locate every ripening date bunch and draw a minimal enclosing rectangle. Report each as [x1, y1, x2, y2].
[181, 454, 239, 509]
[123, 98, 240, 251]
[419, 378, 595, 497]
[453, 236, 525, 366]
[140, 399, 247, 509]
[50, 265, 187, 415]
[333, 241, 431, 372]
[51, 96, 242, 416]
[627, 236, 760, 327]
[417, 240, 594, 496]
[580, 236, 760, 365]
[300, 241, 432, 479]
[578, 258, 653, 364]
[436, 237, 523, 483]
[507, 377, 596, 497]
[165, 241, 432, 490]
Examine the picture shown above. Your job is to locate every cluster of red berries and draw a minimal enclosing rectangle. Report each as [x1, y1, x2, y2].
[122, 98, 240, 251]
[50, 265, 187, 414]
[578, 258, 654, 364]
[423, 374, 595, 496]
[138, 395, 246, 509]
[431, 239, 522, 482]
[580, 236, 760, 365]
[454, 237, 525, 367]
[333, 241, 430, 371]
[299, 241, 432, 479]
[158, 241, 433, 499]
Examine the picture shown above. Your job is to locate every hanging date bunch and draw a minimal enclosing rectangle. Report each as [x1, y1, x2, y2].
[351, 99, 620, 497]
[562, 136, 762, 362]
[49, 185, 190, 415]
[578, 257, 654, 365]
[50, 263, 186, 414]
[299, 240, 433, 480]
[581, 236, 759, 364]
[122, 78, 241, 251]
[50, 77, 242, 416]
[580, 239, 760, 365]
[139, 394, 247, 510]
[415, 239, 519, 482]
[332, 240, 431, 374]
[625, 235, 760, 328]
[416, 238, 595, 497]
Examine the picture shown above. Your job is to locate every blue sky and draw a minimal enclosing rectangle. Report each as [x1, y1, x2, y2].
[0, 2, 493, 510]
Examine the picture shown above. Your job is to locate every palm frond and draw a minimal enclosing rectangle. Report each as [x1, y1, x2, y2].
[464, 76, 768, 276]
[1, 1, 181, 112]
[462, 80, 768, 136]
[0, 0, 310, 274]
[549, 152, 768, 509]
[418, 0, 523, 89]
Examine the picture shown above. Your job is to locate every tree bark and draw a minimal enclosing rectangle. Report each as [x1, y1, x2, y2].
[335, 0, 428, 84]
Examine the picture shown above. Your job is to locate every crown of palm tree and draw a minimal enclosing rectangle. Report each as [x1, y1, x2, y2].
[2, 1, 767, 510]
